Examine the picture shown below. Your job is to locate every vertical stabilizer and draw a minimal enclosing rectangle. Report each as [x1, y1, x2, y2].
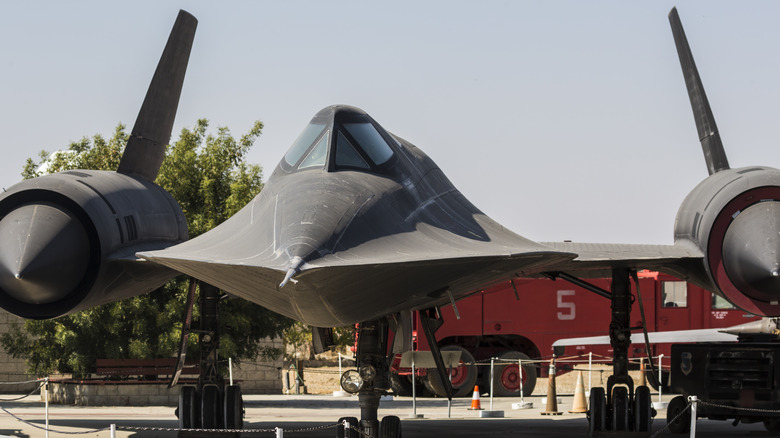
[668, 7, 729, 175]
[117, 10, 197, 181]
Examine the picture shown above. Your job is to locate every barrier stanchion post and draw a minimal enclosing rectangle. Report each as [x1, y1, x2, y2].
[229, 357, 234, 386]
[45, 377, 49, 438]
[489, 357, 495, 411]
[480, 357, 505, 417]
[110, 424, 116, 438]
[588, 352, 592, 397]
[658, 354, 664, 403]
[408, 353, 423, 419]
[448, 362, 453, 418]
[276, 426, 284, 437]
[518, 358, 524, 403]
[689, 395, 697, 437]
[412, 355, 417, 416]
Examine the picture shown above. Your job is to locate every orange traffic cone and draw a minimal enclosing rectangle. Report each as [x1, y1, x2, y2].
[569, 371, 588, 413]
[468, 385, 483, 410]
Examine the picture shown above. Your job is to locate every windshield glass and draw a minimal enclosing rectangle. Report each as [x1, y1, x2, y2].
[284, 123, 326, 167]
[343, 123, 394, 165]
[335, 131, 370, 169]
[299, 132, 330, 169]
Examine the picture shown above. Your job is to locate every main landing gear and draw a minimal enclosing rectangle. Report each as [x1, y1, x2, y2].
[337, 310, 453, 437]
[338, 319, 402, 438]
[586, 268, 655, 437]
[173, 280, 244, 434]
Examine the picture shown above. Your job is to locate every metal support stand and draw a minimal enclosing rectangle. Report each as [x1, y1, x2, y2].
[354, 319, 391, 438]
[199, 282, 221, 387]
[587, 267, 654, 436]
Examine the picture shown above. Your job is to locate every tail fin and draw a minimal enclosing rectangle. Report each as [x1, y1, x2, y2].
[117, 10, 197, 181]
[668, 7, 730, 175]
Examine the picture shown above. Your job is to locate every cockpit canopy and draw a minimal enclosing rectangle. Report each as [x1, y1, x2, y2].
[281, 106, 398, 173]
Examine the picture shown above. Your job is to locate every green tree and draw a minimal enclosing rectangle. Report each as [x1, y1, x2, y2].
[2, 120, 294, 378]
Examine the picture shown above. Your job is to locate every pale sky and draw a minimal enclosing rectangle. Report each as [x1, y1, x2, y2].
[2, 1, 779, 244]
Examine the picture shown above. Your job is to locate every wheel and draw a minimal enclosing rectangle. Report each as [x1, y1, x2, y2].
[425, 346, 477, 397]
[178, 386, 198, 429]
[380, 415, 402, 438]
[633, 386, 653, 432]
[390, 370, 413, 396]
[611, 386, 629, 431]
[492, 351, 537, 397]
[337, 416, 359, 438]
[588, 387, 606, 434]
[200, 384, 220, 429]
[223, 384, 243, 430]
[764, 418, 780, 432]
[667, 395, 690, 434]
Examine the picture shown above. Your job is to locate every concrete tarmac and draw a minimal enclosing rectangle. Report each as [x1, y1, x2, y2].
[0, 392, 769, 437]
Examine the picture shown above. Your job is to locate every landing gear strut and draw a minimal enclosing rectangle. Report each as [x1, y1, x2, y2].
[173, 279, 244, 434]
[339, 319, 402, 438]
[588, 268, 654, 436]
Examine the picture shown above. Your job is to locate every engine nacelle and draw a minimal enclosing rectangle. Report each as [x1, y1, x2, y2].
[675, 166, 780, 316]
[0, 170, 187, 319]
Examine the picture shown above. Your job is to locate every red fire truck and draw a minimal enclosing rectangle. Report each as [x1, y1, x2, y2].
[390, 271, 758, 397]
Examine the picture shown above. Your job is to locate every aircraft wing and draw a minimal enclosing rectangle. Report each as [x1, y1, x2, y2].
[538, 241, 705, 281]
[139, 200, 576, 326]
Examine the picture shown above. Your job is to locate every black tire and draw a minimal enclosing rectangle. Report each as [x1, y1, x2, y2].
[425, 346, 477, 398]
[390, 370, 413, 396]
[380, 415, 402, 438]
[611, 386, 629, 431]
[223, 384, 243, 430]
[764, 418, 780, 432]
[588, 386, 606, 434]
[633, 385, 652, 432]
[337, 416, 359, 438]
[200, 384, 220, 429]
[667, 395, 690, 434]
[178, 386, 198, 429]
[492, 351, 537, 397]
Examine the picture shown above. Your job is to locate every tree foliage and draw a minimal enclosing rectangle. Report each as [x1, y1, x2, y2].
[2, 120, 294, 378]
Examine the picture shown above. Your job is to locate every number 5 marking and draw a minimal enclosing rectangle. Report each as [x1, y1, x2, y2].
[557, 290, 576, 320]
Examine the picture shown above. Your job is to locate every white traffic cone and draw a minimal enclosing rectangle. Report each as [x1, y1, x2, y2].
[569, 371, 588, 413]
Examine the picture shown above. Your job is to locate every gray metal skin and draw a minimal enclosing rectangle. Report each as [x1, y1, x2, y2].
[0, 10, 195, 319]
[0, 6, 777, 330]
[0, 171, 187, 318]
[140, 105, 575, 327]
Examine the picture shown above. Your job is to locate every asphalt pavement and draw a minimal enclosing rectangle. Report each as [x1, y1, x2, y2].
[0, 392, 770, 437]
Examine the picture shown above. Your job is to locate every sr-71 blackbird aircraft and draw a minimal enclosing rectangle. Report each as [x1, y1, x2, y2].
[0, 6, 777, 437]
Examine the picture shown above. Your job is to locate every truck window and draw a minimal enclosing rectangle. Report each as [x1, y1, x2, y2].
[662, 281, 687, 308]
[712, 294, 736, 310]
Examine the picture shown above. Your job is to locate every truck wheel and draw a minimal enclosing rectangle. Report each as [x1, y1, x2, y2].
[390, 370, 413, 396]
[425, 345, 477, 397]
[491, 351, 536, 397]
[666, 395, 690, 434]
[764, 418, 780, 432]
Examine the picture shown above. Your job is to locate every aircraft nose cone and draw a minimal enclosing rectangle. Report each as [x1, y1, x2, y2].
[0, 203, 91, 304]
[722, 201, 780, 303]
